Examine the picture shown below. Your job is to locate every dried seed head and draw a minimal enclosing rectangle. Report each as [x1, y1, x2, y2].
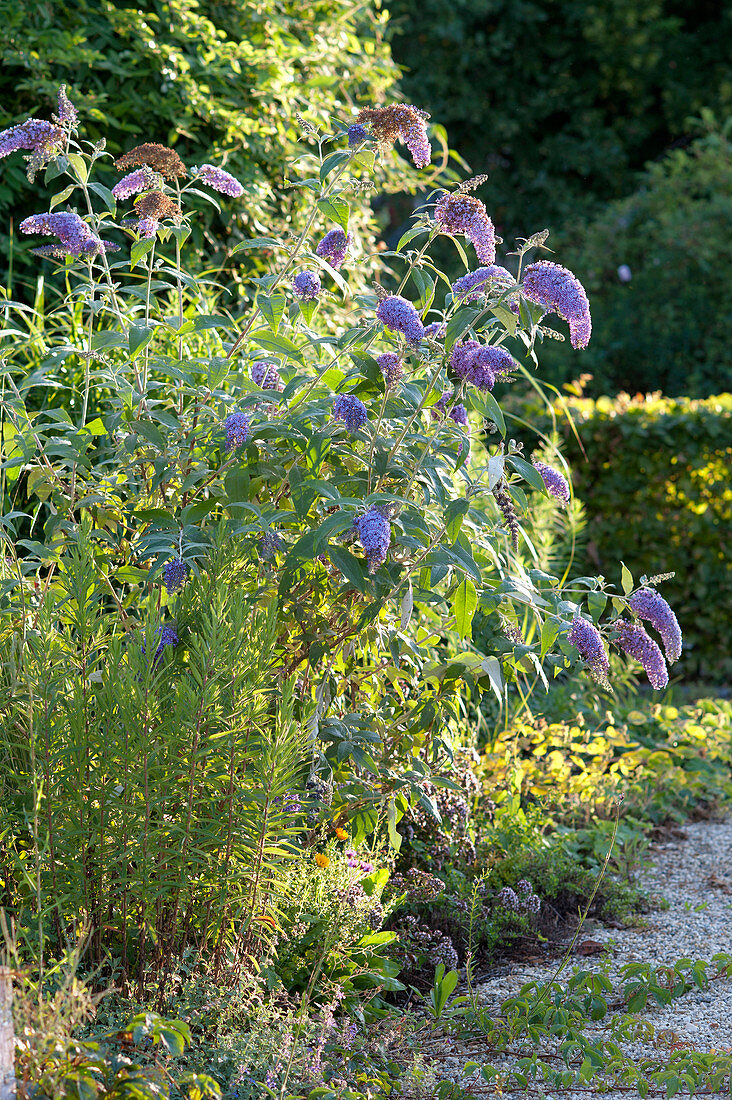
[492, 480, 521, 552]
[134, 191, 181, 220]
[116, 143, 186, 179]
[355, 104, 431, 168]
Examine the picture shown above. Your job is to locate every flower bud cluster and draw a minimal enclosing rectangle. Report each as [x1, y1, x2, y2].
[435, 193, 496, 263]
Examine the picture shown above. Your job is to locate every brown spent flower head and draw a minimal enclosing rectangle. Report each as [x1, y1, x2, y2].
[116, 143, 186, 179]
[134, 191, 181, 220]
[356, 104, 431, 167]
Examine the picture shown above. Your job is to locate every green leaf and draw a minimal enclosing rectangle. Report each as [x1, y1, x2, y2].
[66, 152, 88, 183]
[453, 577, 478, 638]
[317, 196, 350, 233]
[230, 236, 286, 254]
[319, 150, 350, 182]
[508, 454, 547, 493]
[249, 329, 304, 363]
[258, 291, 287, 334]
[130, 238, 155, 268]
[621, 561, 634, 595]
[540, 618, 560, 658]
[468, 390, 505, 436]
[480, 655, 504, 700]
[88, 182, 117, 213]
[400, 581, 413, 630]
[131, 420, 166, 450]
[49, 185, 75, 211]
[128, 325, 153, 360]
[298, 298, 319, 326]
[444, 497, 470, 544]
[387, 798, 402, 852]
[397, 225, 429, 252]
[327, 544, 368, 592]
[225, 468, 250, 506]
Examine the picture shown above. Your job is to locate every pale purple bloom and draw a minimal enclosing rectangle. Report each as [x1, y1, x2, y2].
[433, 391, 468, 427]
[137, 216, 159, 239]
[628, 588, 682, 665]
[401, 116, 431, 170]
[347, 123, 370, 147]
[496, 886, 519, 911]
[20, 212, 106, 257]
[56, 86, 78, 127]
[195, 163, 244, 197]
[332, 394, 368, 433]
[250, 359, 283, 391]
[162, 558, 189, 593]
[568, 616, 611, 688]
[353, 506, 391, 573]
[423, 321, 447, 339]
[0, 118, 63, 159]
[259, 530, 284, 560]
[450, 340, 515, 391]
[522, 260, 592, 349]
[534, 461, 570, 505]
[376, 294, 425, 345]
[112, 167, 160, 200]
[450, 339, 481, 380]
[435, 193, 496, 264]
[316, 228, 351, 269]
[292, 270, 321, 300]
[377, 352, 403, 386]
[452, 265, 515, 304]
[153, 625, 179, 662]
[359, 860, 375, 874]
[615, 620, 669, 689]
[224, 410, 250, 450]
[345, 848, 360, 868]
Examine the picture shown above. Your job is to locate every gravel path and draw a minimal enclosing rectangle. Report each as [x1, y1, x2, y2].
[415, 817, 732, 1096]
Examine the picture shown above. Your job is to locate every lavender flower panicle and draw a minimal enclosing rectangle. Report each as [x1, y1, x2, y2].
[20, 212, 106, 257]
[615, 620, 669, 689]
[224, 411, 250, 450]
[149, 625, 179, 663]
[332, 394, 368, 433]
[354, 506, 391, 573]
[522, 260, 592, 349]
[112, 167, 161, 200]
[0, 119, 63, 160]
[162, 558, 189, 593]
[316, 228, 351, 269]
[250, 359, 283, 391]
[568, 616, 611, 688]
[433, 391, 469, 428]
[56, 86, 78, 127]
[452, 265, 516, 304]
[435, 193, 496, 264]
[533, 461, 570, 505]
[292, 270, 321, 300]
[347, 123, 370, 147]
[423, 320, 447, 339]
[495, 886, 519, 911]
[137, 217, 159, 239]
[194, 163, 244, 197]
[376, 294, 425, 345]
[628, 587, 682, 664]
[355, 104, 431, 169]
[450, 340, 515, 391]
[258, 530, 284, 560]
[377, 351, 404, 386]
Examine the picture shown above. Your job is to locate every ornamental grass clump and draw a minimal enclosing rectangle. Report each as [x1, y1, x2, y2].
[0, 87, 677, 984]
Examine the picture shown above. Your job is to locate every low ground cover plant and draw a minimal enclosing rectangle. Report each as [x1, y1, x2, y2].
[1, 86, 725, 1100]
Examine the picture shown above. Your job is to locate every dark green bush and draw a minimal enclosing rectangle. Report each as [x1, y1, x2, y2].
[0, 0, 420, 292]
[542, 120, 732, 397]
[510, 389, 732, 682]
[386, 0, 732, 231]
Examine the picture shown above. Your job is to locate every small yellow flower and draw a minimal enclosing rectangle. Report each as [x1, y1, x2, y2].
[335, 827, 348, 841]
[314, 853, 330, 869]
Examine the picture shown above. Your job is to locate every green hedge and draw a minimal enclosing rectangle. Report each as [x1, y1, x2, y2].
[514, 391, 732, 683]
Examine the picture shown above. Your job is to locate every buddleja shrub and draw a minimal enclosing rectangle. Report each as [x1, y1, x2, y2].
[0, 91, 684, 968]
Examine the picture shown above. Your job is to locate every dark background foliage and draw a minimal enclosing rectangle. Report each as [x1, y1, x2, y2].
[385, 0, 732, 231]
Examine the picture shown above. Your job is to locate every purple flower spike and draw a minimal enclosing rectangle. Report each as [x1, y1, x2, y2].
[195, 163, 244, 197]
[154, 625, 179, 661]
[292, 270, 321, 300]
[359, 860, 375, 874]
[0, 118, 63, 160]
[522, 261, 592, 349]
[568, 616, 611, 688]
[353, 506, 391, 573]
[377, 352, 404, 386]
[316, 228, 351, 270]
[376, 294, 425, 345]
[250, 359, 283, 391]
[355, 105, 430, 168]
[615, 620, 669, 689]
[57, 86, 78, 127]
[452, 265, 515, 303]
[450, 341, 515, 391]
[224, 410, 250, 450]
[112, 167, 160, 200]
[533, 461, 570, 505]
[258, 530, 284, 560]
[435, 193, 496, 264]
[496, 886, 519, 911]
[423, 321, 447, 339]
[20, 212, 106, 257]
[433, 391, 468, 428]
[162, 558, 189, 593]
[628, 588, 682, 665]
[348, 123, 370, 147]
[332, 394, 368, 433]
[137, 216, 159, 239]
[450, 339, 481, 380]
